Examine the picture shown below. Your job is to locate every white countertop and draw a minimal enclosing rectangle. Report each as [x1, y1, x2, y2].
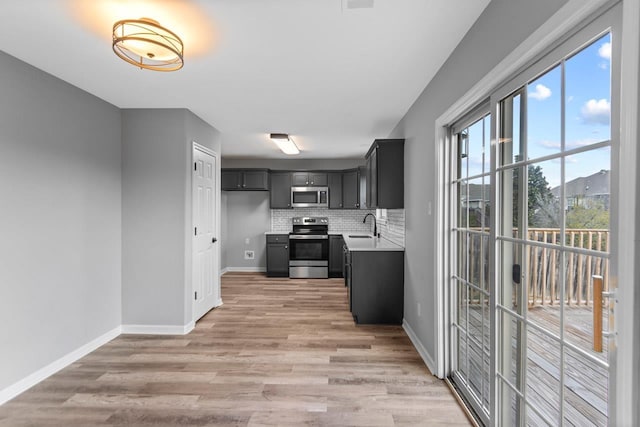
[265, 231, 289, 235]
[342, 233, 405, 252]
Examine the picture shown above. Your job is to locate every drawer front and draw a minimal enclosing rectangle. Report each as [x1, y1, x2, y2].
[266, 234, 289, 243]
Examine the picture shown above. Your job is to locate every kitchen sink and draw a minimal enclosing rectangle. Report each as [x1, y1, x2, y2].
[348, 235, 372, 238]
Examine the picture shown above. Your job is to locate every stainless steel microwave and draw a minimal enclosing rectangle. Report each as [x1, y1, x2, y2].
[291, 186, 329, 208]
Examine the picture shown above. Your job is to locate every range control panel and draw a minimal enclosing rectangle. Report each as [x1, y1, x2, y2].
[292, 217, 329, 225]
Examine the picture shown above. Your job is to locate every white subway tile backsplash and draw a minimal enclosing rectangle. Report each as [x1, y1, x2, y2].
[271, 208, 405, 247]
[378, 209, 405, 247]
[271, 208, 375, 233]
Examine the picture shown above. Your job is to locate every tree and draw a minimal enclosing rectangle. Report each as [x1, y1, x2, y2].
[512, 165, 558, 227]
[566, 199, 609, 229]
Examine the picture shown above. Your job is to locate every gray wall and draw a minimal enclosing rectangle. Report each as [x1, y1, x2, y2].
[220, 158, 365, 270]
[0, 51, 122, 390]
[389, 0, 568, 365]
[122, 109, 221, 327]
[221, 192, 229, 269]
[224, 192, 271, 269]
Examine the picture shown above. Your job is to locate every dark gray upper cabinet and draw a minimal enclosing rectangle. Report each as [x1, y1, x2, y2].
[358, 166, 368, 209]
[310, 173, 328, 186]
[328, 173, 343, 208]
[291, 172, 328, 187]
[270, 172, 292, 209]
[365, 139, 404, 208]
[329, 169, 360, 209]
[221, 169, 269, 191]
[342, 169, 360, 209]
[221, 170, 240, 190]
[243, 170, 269, 189]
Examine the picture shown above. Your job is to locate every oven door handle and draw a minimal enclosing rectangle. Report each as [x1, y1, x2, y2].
[289, 235, 329, 240]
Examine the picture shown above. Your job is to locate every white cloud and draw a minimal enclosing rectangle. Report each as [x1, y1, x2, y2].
[567, 95, 574, 103]
[538, 140, 560, 149]
[566, 138, 600, 149]
[580, 99, 610, 125]
[598, 42, 611, 60]
[529, 84, 552, 101]
[469, 155, 483, 166]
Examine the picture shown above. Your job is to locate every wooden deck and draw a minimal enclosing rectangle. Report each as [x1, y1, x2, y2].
[0, 273, 470, 427]
[526, 305, 608, 426]
[460, 304, 608, 426]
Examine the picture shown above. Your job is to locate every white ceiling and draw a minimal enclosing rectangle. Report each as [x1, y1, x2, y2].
[0, 0, 489, 159]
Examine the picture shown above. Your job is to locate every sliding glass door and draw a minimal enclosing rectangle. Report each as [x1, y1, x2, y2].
[448, 7, 618, 425]
[450, 110, 492, 424]
[495, 31, 613, 426]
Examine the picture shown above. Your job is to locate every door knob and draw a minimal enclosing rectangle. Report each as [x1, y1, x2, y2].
[212, 237, 218, 243]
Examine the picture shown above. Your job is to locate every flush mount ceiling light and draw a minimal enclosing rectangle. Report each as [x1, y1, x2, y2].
[270, 133, 300, 155]
[112, 18, 184, 71]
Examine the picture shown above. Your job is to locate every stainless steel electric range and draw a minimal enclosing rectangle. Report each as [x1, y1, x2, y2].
[288, 217, 329, 279]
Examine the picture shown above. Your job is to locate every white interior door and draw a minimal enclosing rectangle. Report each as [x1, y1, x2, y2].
[193, 146, 219, 322]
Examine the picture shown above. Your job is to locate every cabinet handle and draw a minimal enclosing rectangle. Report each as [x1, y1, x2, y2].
[340, 203, 342, 207]
[311, 181, 314, 184]
[356, 203, 359, 207]
[284, 245, 288, 249]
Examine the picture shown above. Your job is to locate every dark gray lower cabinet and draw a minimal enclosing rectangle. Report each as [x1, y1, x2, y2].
[329, 235, 345, 278]
[349, 250, 404, 324]
[266, 235, 289, 277]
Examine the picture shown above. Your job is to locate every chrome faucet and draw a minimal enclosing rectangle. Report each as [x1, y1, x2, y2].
[362, 213, 377, 237]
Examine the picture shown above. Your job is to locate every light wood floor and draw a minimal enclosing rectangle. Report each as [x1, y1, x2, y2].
[0, 273, 471, 426]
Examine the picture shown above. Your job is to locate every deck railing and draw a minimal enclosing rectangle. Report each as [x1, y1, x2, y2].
[465, 228, 609, 307]
[525, 228, 609, 306]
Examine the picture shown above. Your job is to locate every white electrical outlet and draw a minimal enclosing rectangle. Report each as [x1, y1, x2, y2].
[244, 250, 255, 260]
[417, 302, 421, 317]
[245, 238, 250, 245]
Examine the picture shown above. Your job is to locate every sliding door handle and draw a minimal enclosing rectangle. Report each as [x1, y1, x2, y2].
[512, 264, 521, 284]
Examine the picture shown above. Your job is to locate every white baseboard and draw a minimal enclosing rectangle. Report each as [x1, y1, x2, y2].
[214, 298, 223, 308]
[223, 267, 266, 273]
[220, 267, 229, 275]
[0, 325, 121, 405]
[403, 319, 439, 378]
[122, 322, 194, 335]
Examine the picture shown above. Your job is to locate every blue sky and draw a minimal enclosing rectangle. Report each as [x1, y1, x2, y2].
[463, 33, 611, 190]
[526, 33, 611, 188]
